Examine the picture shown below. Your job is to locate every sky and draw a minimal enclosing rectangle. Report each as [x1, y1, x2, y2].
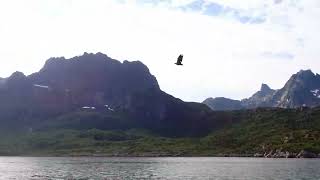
[0, 0, 320, 102]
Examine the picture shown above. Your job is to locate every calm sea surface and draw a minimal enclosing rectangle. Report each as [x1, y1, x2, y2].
[0, 157, 319, 180]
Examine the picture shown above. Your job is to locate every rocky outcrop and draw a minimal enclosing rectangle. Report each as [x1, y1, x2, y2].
[257, 149, 318, 158]
[296, 150, 318, 158]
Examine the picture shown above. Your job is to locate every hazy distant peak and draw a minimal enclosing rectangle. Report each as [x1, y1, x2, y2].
[260, 83, 273, 92]
[202, 97, 243, 111]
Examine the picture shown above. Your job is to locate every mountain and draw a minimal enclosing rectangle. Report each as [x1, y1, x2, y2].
[203, 70, 320, 110]
[272, 70, 320, 108]
[202, 97, 243, 111]
[0, 53, 319, 157]
[0, 52, 216, 137]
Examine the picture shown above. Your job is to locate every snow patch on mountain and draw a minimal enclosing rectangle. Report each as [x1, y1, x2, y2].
[33, 84, 49, 89]
[311, 89, 320, 98]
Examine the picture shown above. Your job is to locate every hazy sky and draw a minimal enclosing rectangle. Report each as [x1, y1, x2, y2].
[0, 0, 320, 102]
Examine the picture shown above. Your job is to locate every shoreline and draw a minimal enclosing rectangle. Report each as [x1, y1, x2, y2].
[1, 153, 319, 158]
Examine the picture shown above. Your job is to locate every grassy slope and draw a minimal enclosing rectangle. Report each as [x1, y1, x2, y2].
[202, 107, 320, 155]
[0, 107, 319, 156]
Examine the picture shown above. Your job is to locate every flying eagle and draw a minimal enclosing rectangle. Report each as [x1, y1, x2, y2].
[175, 54, 183, 65]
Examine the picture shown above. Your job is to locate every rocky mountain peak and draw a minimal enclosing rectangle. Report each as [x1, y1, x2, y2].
[296, 69, 314, 78]
[260, 83, 272, 93]
[291, 70, 316, 84]
[284, 69, 320, 90]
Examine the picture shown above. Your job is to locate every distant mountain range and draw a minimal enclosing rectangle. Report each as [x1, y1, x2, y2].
[203, 70, 320, 111]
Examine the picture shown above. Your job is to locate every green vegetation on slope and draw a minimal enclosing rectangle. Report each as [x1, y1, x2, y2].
[0, 129, 202, 156]
[202, 107, 320, 155]
[0, 107, 319, 156]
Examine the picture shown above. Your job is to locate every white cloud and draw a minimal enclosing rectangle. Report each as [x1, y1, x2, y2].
[0, 0, 319, 102]
[205, 0, 270, 9]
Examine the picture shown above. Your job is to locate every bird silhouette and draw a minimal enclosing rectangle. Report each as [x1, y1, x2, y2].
[175, 54, 183, 65]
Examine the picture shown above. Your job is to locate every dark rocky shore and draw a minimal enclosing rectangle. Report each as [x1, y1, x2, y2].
[18, 150, 320, 158]
[253, 150, 320, 158]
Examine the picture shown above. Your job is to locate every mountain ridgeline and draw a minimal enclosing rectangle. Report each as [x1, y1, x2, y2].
[203, 70, 320, 111]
